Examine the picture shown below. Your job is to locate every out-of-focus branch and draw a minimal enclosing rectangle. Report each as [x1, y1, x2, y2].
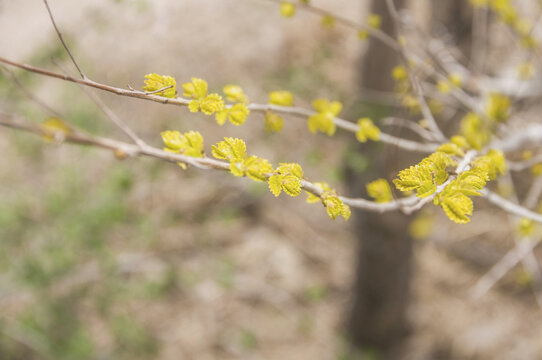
[493, 175, 542, 308]
[482, 189, 542, 224]
[384, 0, 447, 142]
[508, 153, 542, 172]
[261, 0, 400, 51]
[0, 66, 62, 118]
[470, 237, 540, 301]
[470, 174, 542, 304]
[490, 123, 542, 154]
[525, 177, 542, 209]
[380, 117, 437, 141]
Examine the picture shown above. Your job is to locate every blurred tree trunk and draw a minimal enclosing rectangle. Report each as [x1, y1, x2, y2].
[345, 0, 411, 358]
[431, 0, 473, 58]
[346, 0, 474, 358]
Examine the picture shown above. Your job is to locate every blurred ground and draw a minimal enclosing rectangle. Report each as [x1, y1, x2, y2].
[1, 0, 542, 359]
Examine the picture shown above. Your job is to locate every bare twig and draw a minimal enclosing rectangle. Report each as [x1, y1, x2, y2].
[470, 237, 541, 301]
[482, 189, 542, 224]
[0, 66, 62, 118]
[76, 85, 147, 148]
[381, 116, 437, 142]
[0, 56, 191, 105]
[469, 177, 542, 303]
[53, 59, 146, 148]
[499, 174, 542, 309]
[508, 153, 542, 172]
[42, 0, 86, 79]
[525, 177, 542, 210]
[489, 123, 542, 154]
[43, 0, 147, 148]
[144, 84, 174, 95]
[384, 0, 447, 142]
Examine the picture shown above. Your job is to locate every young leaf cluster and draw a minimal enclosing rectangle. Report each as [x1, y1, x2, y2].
[217, 85, 250, 126]
[366, 179, 392, 203]
[393, 152, 454, 198]
[142, 73, 177, 98]
[308, 99, 341, 136]
[305, 182, 351, 220]
[434, 168, 489, 224]
[268, 163, 304, 197]
[161, 130, 204, 169]
[460, 113, 491, 150]
[41, 117, 73, 142]
[265, 90, 293, 133]
[393, 148, 507, 224]
[434, 150, 506, 224]
[356, 118, 380, 143]
[212, 138, 272, 180]
[264, 110, 284, 133]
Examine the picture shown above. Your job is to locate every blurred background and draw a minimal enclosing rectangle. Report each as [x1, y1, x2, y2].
[1, 0, 542, 359]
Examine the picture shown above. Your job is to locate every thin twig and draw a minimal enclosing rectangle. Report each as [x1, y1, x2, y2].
[144, 84, 174, 95]
[482, 189, 542, 224]
[508, 153, 542, 172]
[396, 9, 480, 112]
[42, 0, 147, 147]
[42, 0, 86, 79]
[76, 85, 147, 148]
[499, 174, 542, 309]
[0, 66, 62, 118]
[470, 237, 541, 301]
[53, 59, 146, 148]
[381, 116, 439, 142]
[384, 0, 447, 142]
[470, 177, 542, 304]
[525, 177, 542, 210]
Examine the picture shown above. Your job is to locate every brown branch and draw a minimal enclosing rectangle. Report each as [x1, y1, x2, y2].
[52, 59, 147, 148]
[42, 0, 86, 79]
[0, 113, 419, 214]
[0, 66, 63, 118]
[0, 56, 438, 153]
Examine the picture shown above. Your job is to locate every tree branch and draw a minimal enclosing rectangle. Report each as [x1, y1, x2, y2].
[42, 0, 86, 79]
[0, 56, 438, 153]
[0, 113, 422, 215]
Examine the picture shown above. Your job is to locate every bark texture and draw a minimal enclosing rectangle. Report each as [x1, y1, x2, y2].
[346, 0, 411, 358]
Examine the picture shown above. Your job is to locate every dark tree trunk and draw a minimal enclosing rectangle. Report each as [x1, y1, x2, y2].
[345, 0, 411, 359]
[345, 0, 474, 358]
[431, 0, 473, 58]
